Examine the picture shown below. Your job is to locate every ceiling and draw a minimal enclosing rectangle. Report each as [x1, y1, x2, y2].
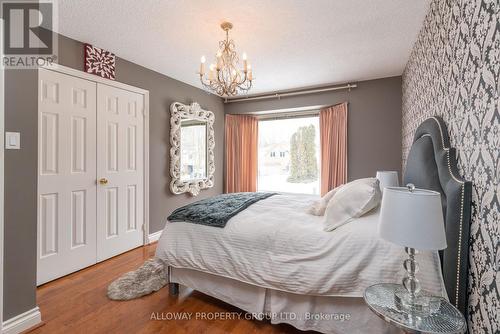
[57, 0, 430, 95]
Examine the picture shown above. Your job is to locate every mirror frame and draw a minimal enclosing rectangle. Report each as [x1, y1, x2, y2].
[170, 102, 215, 196]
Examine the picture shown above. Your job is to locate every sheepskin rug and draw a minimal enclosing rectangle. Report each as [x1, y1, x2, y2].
[107, 257, 168, 300]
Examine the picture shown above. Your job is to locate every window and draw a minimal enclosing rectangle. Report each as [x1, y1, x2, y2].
[258, 116, 320, 195]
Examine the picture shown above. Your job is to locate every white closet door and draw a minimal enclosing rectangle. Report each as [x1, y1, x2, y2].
[37, 69, 97, 285]
[96, 84, 144, 261]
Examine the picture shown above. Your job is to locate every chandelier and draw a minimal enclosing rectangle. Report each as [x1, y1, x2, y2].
[198, 22, 253, 96]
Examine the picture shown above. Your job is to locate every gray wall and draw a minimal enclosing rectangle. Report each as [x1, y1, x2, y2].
[3, 33, 224, 320]
[4, 69, 38, 320]
[225, 77, 403, 181]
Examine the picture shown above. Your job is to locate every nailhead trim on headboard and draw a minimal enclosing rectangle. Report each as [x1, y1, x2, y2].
[415, 117, 466, 309]
[432, 116, 465, 307]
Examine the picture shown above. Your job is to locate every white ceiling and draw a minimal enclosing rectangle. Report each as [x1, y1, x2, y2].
[57, 0, 430, 94]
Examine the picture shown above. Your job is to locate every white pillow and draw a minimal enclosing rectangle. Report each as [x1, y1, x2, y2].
[323, 178, 381, 231]
[307, 185, 343, 216]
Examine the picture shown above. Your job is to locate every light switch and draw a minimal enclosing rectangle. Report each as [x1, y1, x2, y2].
[5, 132, 20, 149]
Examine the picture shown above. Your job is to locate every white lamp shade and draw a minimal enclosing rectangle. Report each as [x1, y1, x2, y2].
[376, 171, 399, 193]
[378, 187, 447, 250]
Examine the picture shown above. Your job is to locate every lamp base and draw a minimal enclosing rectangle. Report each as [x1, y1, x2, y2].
[394, 287, 440, 316]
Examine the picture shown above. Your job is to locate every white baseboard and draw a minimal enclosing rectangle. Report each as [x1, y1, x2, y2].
[148, 230, 162, 244]
[2, 307, 41, 334]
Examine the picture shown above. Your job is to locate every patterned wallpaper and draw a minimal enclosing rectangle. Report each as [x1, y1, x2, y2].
[402, 0, 499, 332]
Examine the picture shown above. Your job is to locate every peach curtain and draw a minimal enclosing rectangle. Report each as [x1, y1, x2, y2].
[225, 114, 258, 193]
[320, 102, 348, 196]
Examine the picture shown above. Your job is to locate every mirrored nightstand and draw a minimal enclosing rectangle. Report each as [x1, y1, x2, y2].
[364, 283, 466, 334]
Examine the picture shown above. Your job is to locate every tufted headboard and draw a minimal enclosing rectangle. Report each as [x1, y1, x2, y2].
[403, 116, 472, 316]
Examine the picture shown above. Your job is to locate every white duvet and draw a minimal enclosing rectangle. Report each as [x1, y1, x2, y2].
[156, 193, 447, 298]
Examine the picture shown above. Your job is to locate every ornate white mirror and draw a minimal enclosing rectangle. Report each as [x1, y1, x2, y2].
[170, 102, 215, 196]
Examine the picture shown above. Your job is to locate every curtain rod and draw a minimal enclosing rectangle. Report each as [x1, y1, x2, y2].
[257, 109, 320, 121]
[224, 83, 357, 104]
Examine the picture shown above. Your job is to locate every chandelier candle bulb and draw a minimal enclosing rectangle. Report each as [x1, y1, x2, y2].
[200, 56, 206, 75]
[209, 64, 215, 81]
[216, 51, 222, 70]
[243, 53, 248, 72]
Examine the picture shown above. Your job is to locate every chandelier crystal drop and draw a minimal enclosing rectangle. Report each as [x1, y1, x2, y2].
[198, 22, 253, 96]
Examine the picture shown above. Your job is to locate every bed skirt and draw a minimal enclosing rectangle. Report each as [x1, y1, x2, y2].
[170, 267, 402, 334]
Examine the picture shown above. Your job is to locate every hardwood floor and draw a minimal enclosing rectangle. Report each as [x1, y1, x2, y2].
[31, 243, 314, 334]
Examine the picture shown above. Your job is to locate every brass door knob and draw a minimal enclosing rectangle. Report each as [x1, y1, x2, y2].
[99, 178, 108, 185]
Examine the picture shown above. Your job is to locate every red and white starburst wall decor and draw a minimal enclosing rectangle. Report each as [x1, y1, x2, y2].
[84, 44, 116, 80]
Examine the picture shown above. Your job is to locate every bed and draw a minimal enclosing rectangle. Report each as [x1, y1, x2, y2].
[155, 117, 472, 333]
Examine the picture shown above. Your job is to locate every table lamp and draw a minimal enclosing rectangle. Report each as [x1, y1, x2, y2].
[376, 171, 399, 194]
[378, 184, 447, 315]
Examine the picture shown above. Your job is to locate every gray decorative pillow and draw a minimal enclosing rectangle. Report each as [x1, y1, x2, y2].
[323, 178, 381, 231]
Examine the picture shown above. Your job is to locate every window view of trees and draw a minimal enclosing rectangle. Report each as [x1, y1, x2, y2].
[288, 125, 318, 183]
[258, 116, 320, 195]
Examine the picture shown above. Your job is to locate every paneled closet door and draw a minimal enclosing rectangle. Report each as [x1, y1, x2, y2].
[37, 69, 97, 285]
[96, 84, 144, 262]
